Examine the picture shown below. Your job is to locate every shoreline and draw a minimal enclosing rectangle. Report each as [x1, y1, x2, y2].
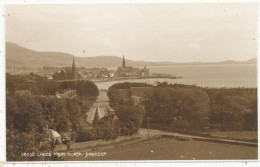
[93, 76, 182, 83]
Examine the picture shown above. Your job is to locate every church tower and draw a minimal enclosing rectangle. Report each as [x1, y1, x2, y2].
[122, 55, 126, 68]
[72, 57, 76, 79]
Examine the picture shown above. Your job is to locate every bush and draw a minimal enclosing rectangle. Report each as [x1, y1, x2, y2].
[171, 119, 190, 131]
[121, 126, 130, 136]
[76, 128, 97, 142]
[144, 86, 210, 130]
[174, 136, 192, 141]
[6, 128, 61, 161]
[76, 80, 99, 97]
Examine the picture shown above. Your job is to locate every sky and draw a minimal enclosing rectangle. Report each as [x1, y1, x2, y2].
[5, 2, 258, 62]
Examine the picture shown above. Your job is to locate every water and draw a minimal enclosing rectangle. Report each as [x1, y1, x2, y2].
[96, 64, 257, 89]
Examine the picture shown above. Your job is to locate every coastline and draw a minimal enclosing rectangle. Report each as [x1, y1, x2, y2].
[93, 76, 182, 83]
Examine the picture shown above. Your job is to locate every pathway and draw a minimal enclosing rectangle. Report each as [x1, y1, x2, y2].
[139, 128, 257, 147]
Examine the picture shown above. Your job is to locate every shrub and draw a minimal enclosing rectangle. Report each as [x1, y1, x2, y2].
[76, 128, 96, 142]
[171, 119, 190, 131]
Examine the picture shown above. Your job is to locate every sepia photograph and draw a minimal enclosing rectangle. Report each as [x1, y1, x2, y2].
[3, 0, 258, 163]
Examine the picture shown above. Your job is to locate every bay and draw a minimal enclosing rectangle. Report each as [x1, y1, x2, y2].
[96, 64, 257, 90]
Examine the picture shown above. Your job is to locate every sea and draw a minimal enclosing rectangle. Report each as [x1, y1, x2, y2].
[96, 64, 257, 90]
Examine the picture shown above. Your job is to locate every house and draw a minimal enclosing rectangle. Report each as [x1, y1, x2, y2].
[45, 74, 53, 80]
[56, 89, 76, 99]
[117, 87, 154, 106]
[43, 128, 62, 145]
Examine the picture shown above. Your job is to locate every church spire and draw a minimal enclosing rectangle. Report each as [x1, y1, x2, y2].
[72, 57, 76, 79]
[122, 55, 126, 68]
[72, 57, 75, 69]
[93, 103, 101, 122]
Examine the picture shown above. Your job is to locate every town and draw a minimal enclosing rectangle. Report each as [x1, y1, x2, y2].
[52, 55, 150, 81]
[7, 54, 180, 82]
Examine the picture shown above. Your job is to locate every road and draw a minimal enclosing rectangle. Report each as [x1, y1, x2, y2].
[139, 128, 257, 147]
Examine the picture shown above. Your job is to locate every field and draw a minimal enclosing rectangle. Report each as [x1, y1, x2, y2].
[64, 137, 257, 161]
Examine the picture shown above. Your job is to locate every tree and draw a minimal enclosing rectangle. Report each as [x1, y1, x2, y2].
[51, 99, 71, 133]
[114, 105, 143, 135]
[6, 94, 19, 129]
[206, 88, 257, 131]
[6, 128, 61, 161]
[144, 85, 210, 130]
[107, 82, 152, 106]
[66, 98, 82, 132]
[13, 95, 46, 132]
[76, 80, 99, 98]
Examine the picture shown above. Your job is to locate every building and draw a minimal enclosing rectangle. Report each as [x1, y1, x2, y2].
[52, 57, 83, 80]
[55, 89, 77, 99]
[116, 55, 149, 77]
[141, 66, 149, 77]
[118, 86, 154, 106]
[93, 105, 104, 127]
[84, 68, 110, 79]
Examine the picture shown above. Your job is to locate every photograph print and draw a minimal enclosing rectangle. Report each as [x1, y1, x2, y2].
[5, 2, 258, 161]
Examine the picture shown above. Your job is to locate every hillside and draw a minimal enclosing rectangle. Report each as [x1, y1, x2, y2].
[6, 42, 157, 68]
[6, 42, 257, 69]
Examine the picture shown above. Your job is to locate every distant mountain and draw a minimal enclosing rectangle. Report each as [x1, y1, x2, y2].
[5, 42, 257, 69]
[243, 58, 257, 64]
[219, 58, 257, 64]
[5, 42, 162, 68]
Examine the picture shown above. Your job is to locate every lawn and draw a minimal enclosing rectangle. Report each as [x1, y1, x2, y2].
[64, 137, 257, 161]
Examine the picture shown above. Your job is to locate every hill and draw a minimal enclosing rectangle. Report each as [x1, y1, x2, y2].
[6, 42, 159, 68]
[6, 42, 257, 69]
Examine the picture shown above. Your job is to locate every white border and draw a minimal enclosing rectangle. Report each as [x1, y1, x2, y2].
[0, 0, 6, 164]
[0, 0, 259, 166]
[2, 0, 260, 4]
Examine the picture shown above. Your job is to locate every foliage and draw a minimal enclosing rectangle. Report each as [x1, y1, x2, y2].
[6, 94, 94, 161]
[76, 128, 97, 142]
[6, 73, 99, 99]
[106, 82, 151, 136]
[76, 80, 99, 98]
[6, 94, 19, 129]
[66, 98, 82, 132]
[76, 120, 120, 142]
[6, 73, 100, 161]
[171, 119, 190, 131]
[6, 128, 61, 161]
[143, 83, 257, 131]
[8, 95, 46, 133]
[205, 88, 257, 131]
[115, 105, 143, 127]
[107, 82, 152, 106]
[144, 86, 210, 130]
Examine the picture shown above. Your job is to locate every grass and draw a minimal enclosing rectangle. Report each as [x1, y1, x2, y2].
[64, 137, 257, 161]
[149, 123, 258, 142]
